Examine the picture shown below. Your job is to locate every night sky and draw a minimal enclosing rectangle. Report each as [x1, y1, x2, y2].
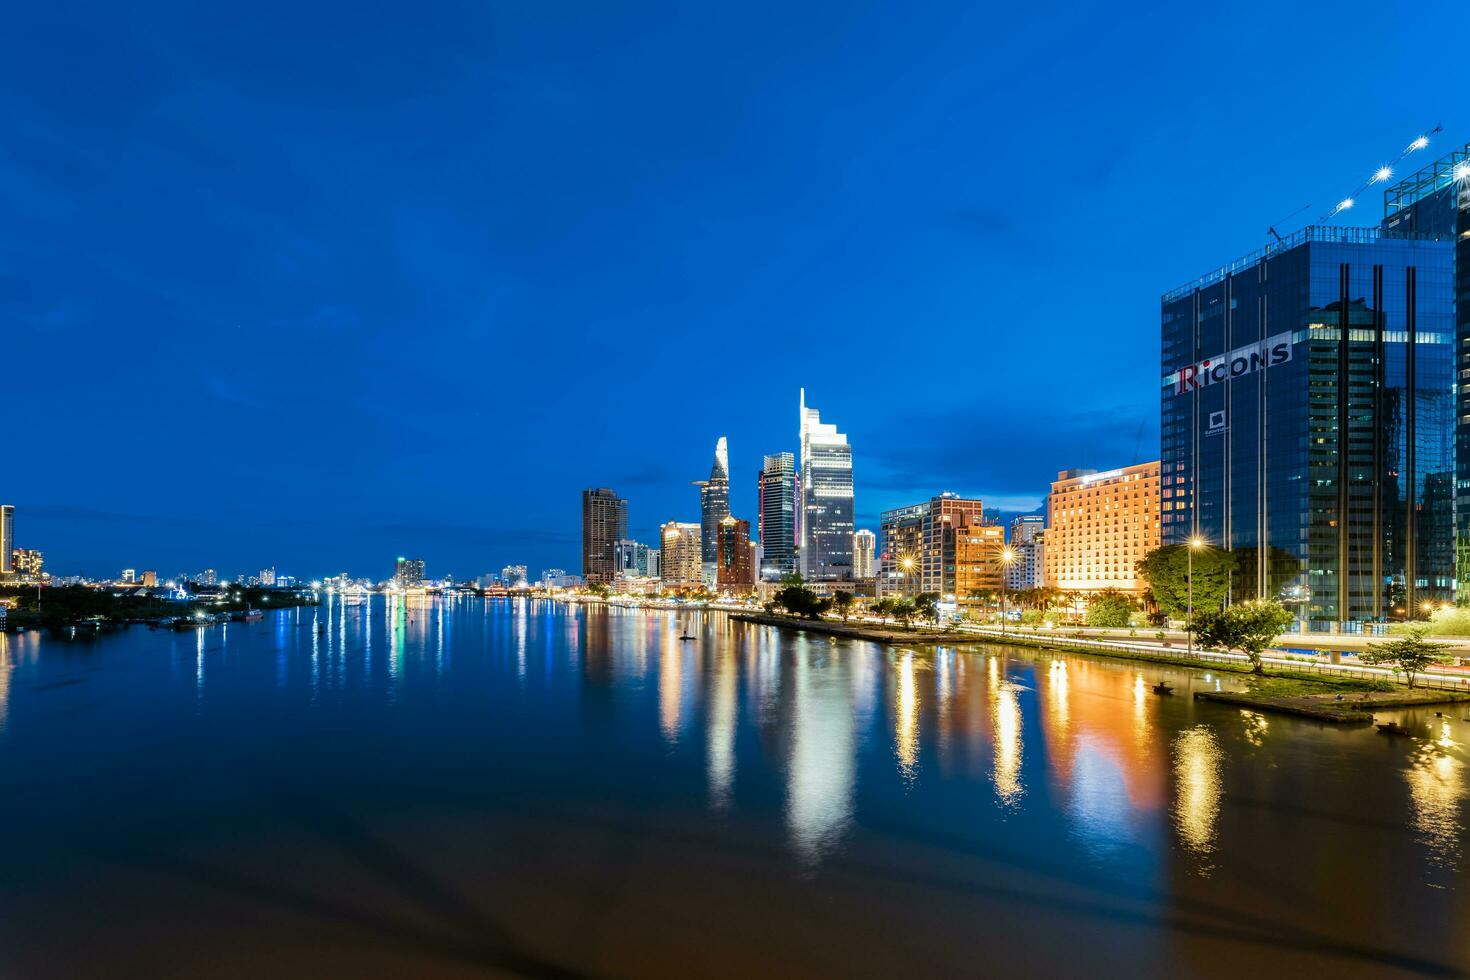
[4, 0, 1463, 580]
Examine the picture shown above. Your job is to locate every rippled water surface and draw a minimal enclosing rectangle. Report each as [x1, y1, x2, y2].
[1, 597, 1466, 978]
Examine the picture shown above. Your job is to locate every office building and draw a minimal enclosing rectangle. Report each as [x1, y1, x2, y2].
[122, 569, 136, 584]
[1381, 142, 1470, 540]
[581, 487, 628, 585]
[955, 523, 1006, 599]
[879, 493, 986, 595]
[1162, 220, 1456, 628]
[501, 565, 528, 588]
[715, 516, 755, 593]
[258, 567, 276, 587]
[1045, 464, 1161, 595]
[613, 540, 660, 579]
[141, 570, 157, 588]
[798, 389, 854, 581]
[757, 452, 798, 579]
[1005, 515, 1045, 590]
[852, 529, 876, 579]
[696, 438, 730, 585]
[395, 557, 425, 587]
[194, 568, 217, 586]
[660, 522, 703, 589]
[0, 505, 12, 576]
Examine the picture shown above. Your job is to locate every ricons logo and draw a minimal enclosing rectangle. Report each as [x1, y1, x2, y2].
[1172, 332, 1292, 395]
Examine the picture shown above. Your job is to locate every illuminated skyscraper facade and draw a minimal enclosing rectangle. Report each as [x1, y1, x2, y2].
[660, 521, 703, 589]
[852, 528, 876, 579]
[758, 452, 797, 580]
[581, 487, 628, 585]
[1045, 463, 1160, 596]
[715, 516, 755, 592]
[0, 505, 12, 576]
[697, 437, 730, 583]
[879, 493, 986, 595]
[1161, 225, 1455, 628]
[798, 390, 853, 582]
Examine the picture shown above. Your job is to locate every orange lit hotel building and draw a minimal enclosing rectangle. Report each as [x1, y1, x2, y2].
[1044, 462, 1161, 595]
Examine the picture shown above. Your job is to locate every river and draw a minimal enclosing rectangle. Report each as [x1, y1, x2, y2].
[0, 596, 1464, 978]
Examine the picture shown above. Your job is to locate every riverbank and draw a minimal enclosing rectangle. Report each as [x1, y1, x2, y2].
[1, 585, 318, 632]
[1194, 679, 1470, 723]
[732, 611, 1470, 722]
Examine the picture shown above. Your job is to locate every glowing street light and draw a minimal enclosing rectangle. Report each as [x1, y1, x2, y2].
[1372, 166, 1392, 183]
[1188, 535, 1205, 658]
[1455, 162, 1470, 182]
[1410, 135, 1430, 151]
[999, 546, 1017, 636]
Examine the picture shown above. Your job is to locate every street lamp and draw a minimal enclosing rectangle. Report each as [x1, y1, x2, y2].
[999, 547, 1017, 636]
[1187, 536, 1204, 658]
[899, 554, 918, 597]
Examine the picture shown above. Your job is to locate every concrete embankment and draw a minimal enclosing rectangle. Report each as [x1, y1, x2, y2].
[725, 612, 979, 645]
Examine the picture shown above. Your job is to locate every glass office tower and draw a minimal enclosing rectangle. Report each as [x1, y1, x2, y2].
[799, 389, 854, 582]
[696, 437, 730, 582]
[1381, 143, 1470, 555]
[758, 452, 798, 580]
[1161, 226, 1454, 630]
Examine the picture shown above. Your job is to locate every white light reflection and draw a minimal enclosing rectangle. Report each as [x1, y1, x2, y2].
[1172, 725, 1224, 871]
[707, 648, 737, 808]
[895, 652, 919, 781]
[787, 640, 855, 864]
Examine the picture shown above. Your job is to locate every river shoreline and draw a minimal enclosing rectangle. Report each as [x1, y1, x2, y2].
[729, 611, 1470, 722]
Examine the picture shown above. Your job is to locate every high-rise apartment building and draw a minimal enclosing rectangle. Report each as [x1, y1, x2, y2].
[581, 487, 628, 585]
[879, 493, 986, 595]
[395, 557, 425, 587]
[696, 438, 730, 582]
[798, 389, 854, 582]
[1045, 464, 1161, 595]
[659, 522, 703, 589]
[757, 452, 798, 580]
[1162, 219, 1457, 627]
[501, 565, 529, 588]
[11, 549, 43, 581]
[852, 529, 876, 579]
[1009, 515, 1044, 546]
[0, 505, 13, 576]
[715, 516, 755, 593]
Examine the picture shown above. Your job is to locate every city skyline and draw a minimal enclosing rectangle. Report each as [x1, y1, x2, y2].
[4, 3, 1465, 576]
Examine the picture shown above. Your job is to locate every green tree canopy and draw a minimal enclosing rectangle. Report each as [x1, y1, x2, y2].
[1086, 589, 1136, 628]
[1193, 599, 1293, 673]
[774, 584, 830, 620]
[1362, 625, 1453, 688]
[831, 591, 855, 621]
[912, 592, 939, 625]
[1136, 545, 1237, 619]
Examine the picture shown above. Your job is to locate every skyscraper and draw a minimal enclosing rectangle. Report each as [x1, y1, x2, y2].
[696, 438, 730, 583]
[0, 505, 12, 576]
[715, 516, 755, 593]
[798, 389, 854, 582]
[852, 528, 876, 579]
[1046, 464, 1159, 596]
[1162, 223, 1455, 628]
[659, 521, 703, 589]
[879, 493, 986, 595]
[581, 487, 628, 585]
[758, 452, 798, 580]
[394, 557, 425, 587]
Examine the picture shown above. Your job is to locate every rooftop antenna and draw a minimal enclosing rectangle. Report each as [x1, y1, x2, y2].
[1267, 204, 1311, 244]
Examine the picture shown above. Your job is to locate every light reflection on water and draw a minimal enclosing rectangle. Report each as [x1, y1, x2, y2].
[1, 598, 1468, 976]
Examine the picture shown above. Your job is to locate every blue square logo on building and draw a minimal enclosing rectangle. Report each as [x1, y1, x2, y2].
[1207, 410, 1227, 436]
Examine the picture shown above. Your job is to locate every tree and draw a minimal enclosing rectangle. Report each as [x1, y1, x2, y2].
[774, 583, 830, 620]
[871, 597, 894, 623]
[831, 591, 854, 621]
[1193, 599, 1293, 673]
[1135, 545, 1237, 620]
[912, 592, 939, 626]
[891, 598, 916, 628]
[1362, 625, 1453, 688]
[1086, 590, 1136, 628]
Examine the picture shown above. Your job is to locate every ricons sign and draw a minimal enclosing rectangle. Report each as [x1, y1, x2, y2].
[1169, 332, 1292, 395]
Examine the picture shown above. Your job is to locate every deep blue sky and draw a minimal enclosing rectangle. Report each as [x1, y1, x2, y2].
[3, 0, 1463, 580]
